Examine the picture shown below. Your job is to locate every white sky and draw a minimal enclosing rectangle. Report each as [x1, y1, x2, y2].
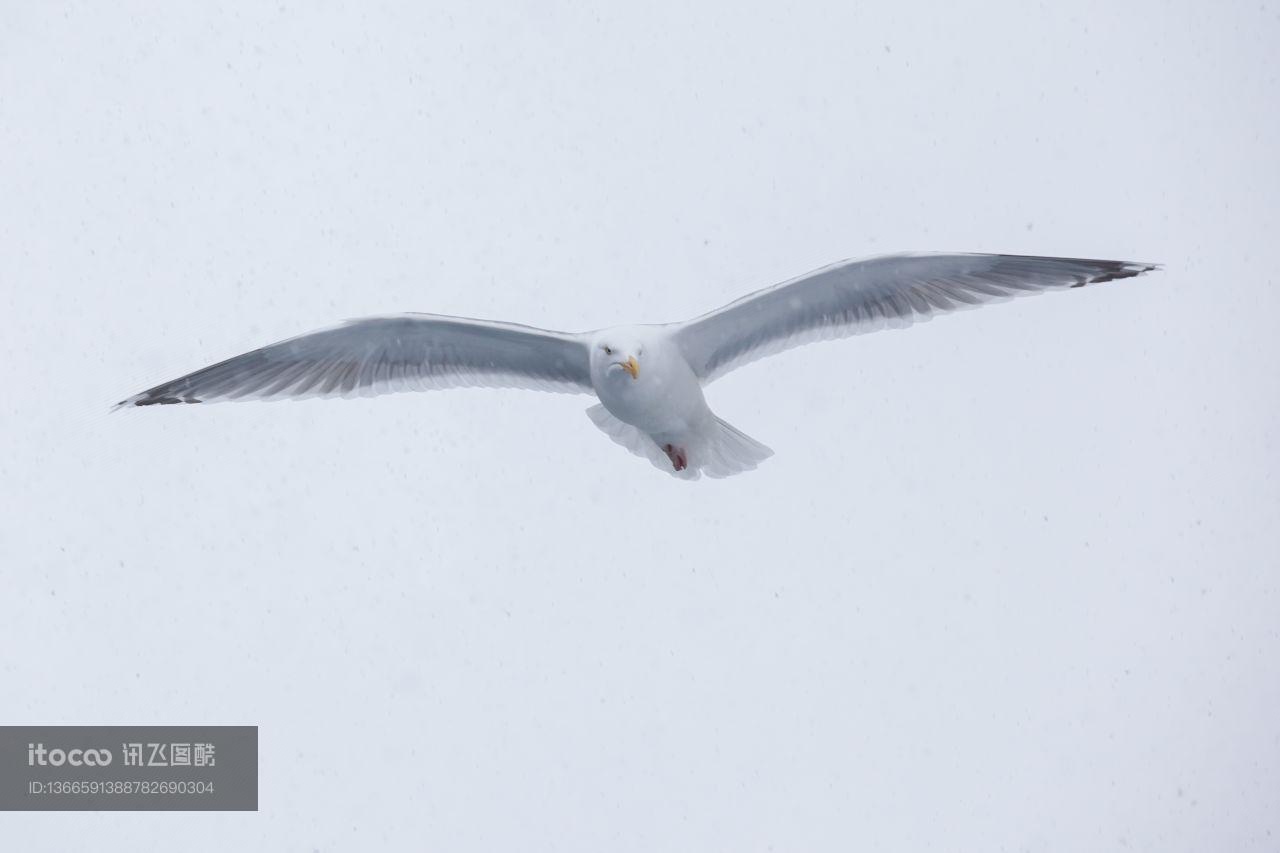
[2, 2, 1277, 850]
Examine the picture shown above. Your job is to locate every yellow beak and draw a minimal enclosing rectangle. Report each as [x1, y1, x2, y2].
[622, 356, 639, 379]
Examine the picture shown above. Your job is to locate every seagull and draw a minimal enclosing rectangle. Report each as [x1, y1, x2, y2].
[117, 252, 1157, 479]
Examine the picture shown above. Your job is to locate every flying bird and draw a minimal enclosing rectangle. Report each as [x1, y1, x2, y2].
[117, 252, 1157, 478]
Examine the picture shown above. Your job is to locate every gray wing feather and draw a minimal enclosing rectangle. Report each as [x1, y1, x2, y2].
[117, 314, 593, 408]
[673, 252, 1158, 382]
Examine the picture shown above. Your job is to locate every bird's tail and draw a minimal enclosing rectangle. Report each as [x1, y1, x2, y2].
[698, 416, 774, 478]
[586, 404, 699, 479]
[585, 405, 773, 480]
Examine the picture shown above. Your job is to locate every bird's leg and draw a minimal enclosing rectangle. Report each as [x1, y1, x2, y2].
[662, 443, 688, 472]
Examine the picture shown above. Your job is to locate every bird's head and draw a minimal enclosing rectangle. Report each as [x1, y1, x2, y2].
[590, 330, 645, 382]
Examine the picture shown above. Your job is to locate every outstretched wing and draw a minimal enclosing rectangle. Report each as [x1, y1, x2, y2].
[674, 252, 1158, 383]
[117, 314, 593, 408]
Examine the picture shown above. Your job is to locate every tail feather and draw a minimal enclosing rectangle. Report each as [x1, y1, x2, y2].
[700, 416, 774, 478]
[586, 404, 699, 479]
[585, 405, 772, 480]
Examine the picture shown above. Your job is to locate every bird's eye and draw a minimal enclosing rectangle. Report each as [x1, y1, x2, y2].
[604, 346, 613, 355]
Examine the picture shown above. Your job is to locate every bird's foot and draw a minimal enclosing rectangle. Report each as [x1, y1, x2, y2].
[662, 443, 688, 472]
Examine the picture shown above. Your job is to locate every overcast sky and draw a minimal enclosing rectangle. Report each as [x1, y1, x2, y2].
[2, 1, 1277, 850]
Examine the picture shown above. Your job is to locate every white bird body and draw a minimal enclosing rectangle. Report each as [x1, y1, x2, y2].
[117, 252, 1157, 479]
[585, 325, 767, 478]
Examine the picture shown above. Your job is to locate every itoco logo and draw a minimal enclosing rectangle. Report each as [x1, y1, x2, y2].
[27, 743, 113, 767]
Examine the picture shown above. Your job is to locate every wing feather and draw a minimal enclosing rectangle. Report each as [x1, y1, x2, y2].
[117, 314, 593, 408]
[674, 252, 1158, 382]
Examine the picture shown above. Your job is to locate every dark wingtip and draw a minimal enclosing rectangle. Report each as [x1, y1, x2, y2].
[142, 395, 200, 406]
[1071, 260, 1161, 288]
[1092, 260, 1160, 284]
[112, 393, 202, 411]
